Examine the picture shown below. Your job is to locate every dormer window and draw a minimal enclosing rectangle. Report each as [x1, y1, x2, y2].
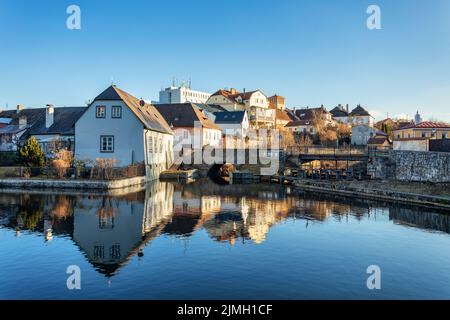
[96, 106, 106, 118]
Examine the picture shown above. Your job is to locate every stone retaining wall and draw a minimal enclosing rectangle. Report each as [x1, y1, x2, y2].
[369, 150, 450, 183]
[0, 176, 146, 190]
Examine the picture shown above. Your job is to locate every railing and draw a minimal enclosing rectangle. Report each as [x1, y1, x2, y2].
[286, 145, 392, 158]
[286, 146, 367, 156]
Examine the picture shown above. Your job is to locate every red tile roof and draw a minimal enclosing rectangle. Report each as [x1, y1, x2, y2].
[394, 121, 450, 130]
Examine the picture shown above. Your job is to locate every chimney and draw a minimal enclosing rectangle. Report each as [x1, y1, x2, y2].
[19, 116, 27, 130]
[346, 104, 349, 113]
[230, 88, 237, 95]
[17, 105, 24, 114]
[45, 104, 54, 129]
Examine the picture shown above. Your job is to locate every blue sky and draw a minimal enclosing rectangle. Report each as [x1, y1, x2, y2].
[0, 0, 449, 121]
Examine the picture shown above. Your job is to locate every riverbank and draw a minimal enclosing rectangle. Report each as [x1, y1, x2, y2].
[294, 179, 450, 210]
[0, 176, 146, 191]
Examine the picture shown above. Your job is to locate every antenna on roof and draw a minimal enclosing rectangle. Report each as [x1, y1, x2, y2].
[110, 77, 114, 86]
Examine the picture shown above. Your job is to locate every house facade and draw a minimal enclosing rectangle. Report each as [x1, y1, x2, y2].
[349, 105, 374, 127]
[155, 103, 222, 149]
[351, 124, 378, 145]
[330, 104, 350, 124]
[206, 89, 275, 129]
[393, 121, 450, 140]
[213, 111, 249, 147]
[392, 121, 450, 152]
[75, 85, 174, 180]
[285, 120, 316, 135]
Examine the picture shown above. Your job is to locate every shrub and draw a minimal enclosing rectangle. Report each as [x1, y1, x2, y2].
[91, 158, 118, 180]
[19, 137, 45, 167]
[51, 149, 73, 179]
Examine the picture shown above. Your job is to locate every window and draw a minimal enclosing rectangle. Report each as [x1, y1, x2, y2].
[96, 106, 106, 118]
[112, 106, 122, 118]
[147, 136, 153, 153]
[100, 136, 114, 153]
[422, 132, 426, 138]
[443, 133, 448, 139]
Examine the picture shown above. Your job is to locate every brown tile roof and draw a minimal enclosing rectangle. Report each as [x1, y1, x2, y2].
[276, 110, 291, 122]
[395, 121, 450, 130]
[210, 89, 259, 105]
[155, 103, 221, 131]
[93, 85, 173, 135]
[294, 107, 330, 121]
[285, 120, 313, 127]
[367, 137, 390, 145]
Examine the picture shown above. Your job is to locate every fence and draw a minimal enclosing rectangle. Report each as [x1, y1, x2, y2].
[0, 162, 146, 180]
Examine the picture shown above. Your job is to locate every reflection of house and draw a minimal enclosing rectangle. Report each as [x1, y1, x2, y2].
[72, 181, 173, 276]
[155, 103, 222, 148]
[75, 85, 174, 180]
[206, 89, 275, 129]
[0, 105, 86, 155]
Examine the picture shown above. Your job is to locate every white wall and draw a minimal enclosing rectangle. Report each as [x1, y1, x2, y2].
[393, 140, 429, 151]
[159, 87, 211, 104]
[144, 130, 174, 180]
[75, 101, 145, 166]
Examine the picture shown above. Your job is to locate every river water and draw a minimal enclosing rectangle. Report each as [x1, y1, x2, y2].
[1, 179, 449, 299]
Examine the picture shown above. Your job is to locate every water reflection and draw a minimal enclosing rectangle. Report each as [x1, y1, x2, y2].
[0, 180, 449, 278]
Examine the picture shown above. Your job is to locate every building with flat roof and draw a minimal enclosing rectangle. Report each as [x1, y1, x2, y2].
[158, 85, 211, 104]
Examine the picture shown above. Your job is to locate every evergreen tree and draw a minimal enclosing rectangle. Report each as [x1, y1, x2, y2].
[19, 137, 45, 167]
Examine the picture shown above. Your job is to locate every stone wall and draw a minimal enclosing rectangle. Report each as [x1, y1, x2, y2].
[369, 150, 450, 182]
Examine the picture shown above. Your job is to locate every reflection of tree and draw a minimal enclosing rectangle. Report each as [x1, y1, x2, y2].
[17, 196, 45, 231]
[51, 196, 74, 220]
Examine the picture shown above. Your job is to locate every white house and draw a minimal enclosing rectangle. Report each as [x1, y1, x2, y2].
[351, 124, 377, 145]
[349, 105, 374, 127]
[285, 120, 316, 135]
[75, 85, 174, 180]
[213, 111, 249, 147]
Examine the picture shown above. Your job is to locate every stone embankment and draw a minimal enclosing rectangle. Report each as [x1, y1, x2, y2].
[294, 180, 450, 210]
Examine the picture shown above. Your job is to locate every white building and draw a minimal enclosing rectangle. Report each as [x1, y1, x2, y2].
[351, 124, 377, 145]
[75, 85, 174, 180]
[158, 85, 211, 104]
[206, 89, 275, 129]
[349, 105, 375, 127]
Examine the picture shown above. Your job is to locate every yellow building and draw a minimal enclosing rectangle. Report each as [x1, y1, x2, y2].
[393, 121, 450, 140]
